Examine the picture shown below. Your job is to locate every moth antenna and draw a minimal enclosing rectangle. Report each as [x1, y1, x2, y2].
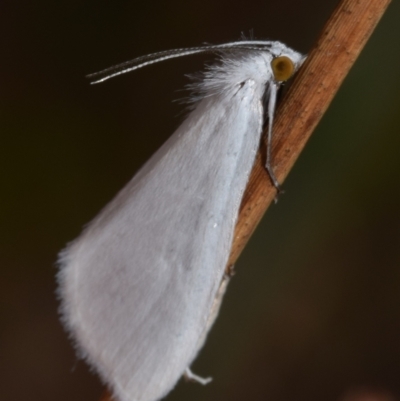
[87, 40, 276, 84]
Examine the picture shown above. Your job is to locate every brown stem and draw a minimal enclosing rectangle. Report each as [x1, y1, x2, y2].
[99, 0, 391, 400]
[228, 0, 391, 265]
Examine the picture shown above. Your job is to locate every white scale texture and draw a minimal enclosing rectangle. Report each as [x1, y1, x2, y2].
[58, 44, 303, 401]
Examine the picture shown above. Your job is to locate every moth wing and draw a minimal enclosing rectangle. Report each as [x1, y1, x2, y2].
[59, 79, 263, 401]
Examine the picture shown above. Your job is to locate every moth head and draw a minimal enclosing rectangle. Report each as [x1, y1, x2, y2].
[271, 56, 296, 82]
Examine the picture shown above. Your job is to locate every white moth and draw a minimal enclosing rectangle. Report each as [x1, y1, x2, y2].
[58, 40, 304, 401]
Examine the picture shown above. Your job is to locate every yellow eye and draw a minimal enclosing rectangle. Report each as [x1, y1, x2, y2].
[271, 56, 295, 82]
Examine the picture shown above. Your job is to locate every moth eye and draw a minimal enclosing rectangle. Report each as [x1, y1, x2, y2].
[271, 56, 295, 82]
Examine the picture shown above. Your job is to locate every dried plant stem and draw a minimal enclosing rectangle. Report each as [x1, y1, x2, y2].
[99, 0, 391, 400]
[228, 0, 392, 265]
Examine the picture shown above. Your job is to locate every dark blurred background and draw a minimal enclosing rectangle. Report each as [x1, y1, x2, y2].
[2, 1, 400, 400]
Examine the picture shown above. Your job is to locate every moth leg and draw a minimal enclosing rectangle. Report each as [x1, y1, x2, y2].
[265, 127, 284, 203]
[184, 368, 212, 385]
[265, 81, 284, 202]
[226, 264, 236, 277]
[184, 274, 231, 387]
[265, 126, 281, 194]
[265, 164, 282, 193]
